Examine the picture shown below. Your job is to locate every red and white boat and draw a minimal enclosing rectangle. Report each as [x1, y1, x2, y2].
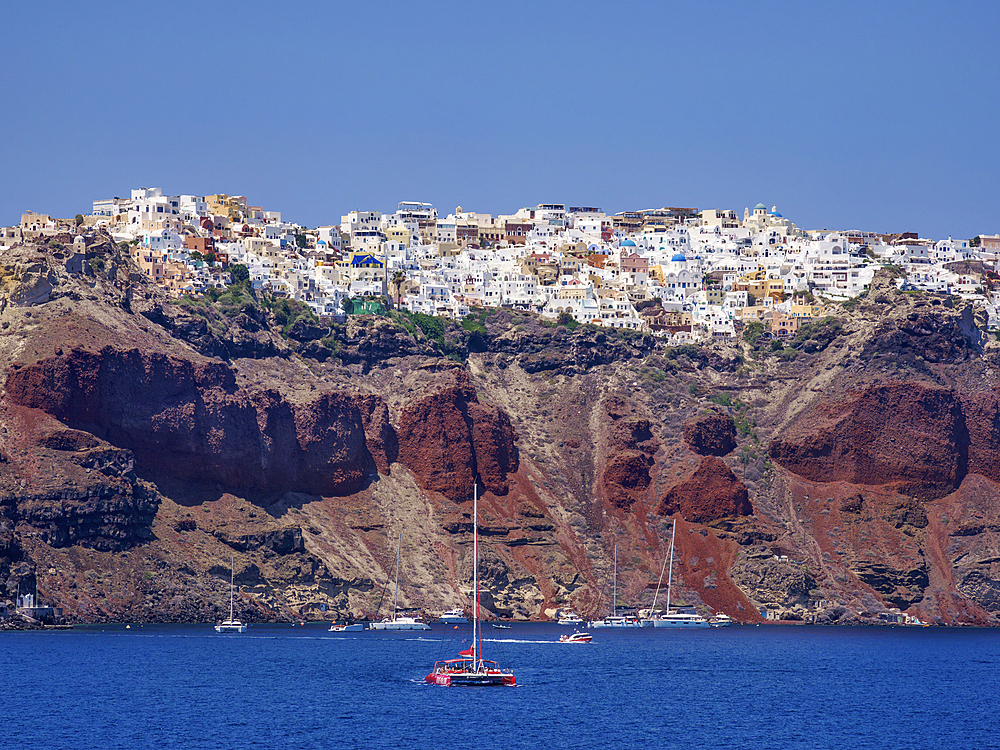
[559, 631, 592, 644]
[426, 483, 516, 687]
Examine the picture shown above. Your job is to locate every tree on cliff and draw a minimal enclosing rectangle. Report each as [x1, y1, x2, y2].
[391, 270, 405, 309]
[229, 263, 250, 286]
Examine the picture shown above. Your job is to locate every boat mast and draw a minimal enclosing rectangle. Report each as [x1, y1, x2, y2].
[665, 518, 676, 615]
[474, 482, 480, 669]
[613, 544, 617, 618]
[650, 536, 670, 615]
[229, 555, 235, 621]
[392, 532, 401, 620]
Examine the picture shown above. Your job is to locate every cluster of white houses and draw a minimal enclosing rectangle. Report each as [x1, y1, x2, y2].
[9, 189, 1000, 340]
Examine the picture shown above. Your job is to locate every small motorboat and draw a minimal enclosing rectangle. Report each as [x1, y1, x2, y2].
[559, 631, 592, 644]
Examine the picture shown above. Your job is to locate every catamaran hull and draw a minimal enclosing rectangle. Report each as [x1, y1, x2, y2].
[588, 618, 641, 628]
[640, 619, 711, 628]
[368, 621, 430, 630]
[215, 622, 247, 633]
[425, 673, 515, 687]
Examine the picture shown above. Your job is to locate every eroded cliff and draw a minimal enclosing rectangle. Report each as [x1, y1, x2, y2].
[3, 233, 1000, 627]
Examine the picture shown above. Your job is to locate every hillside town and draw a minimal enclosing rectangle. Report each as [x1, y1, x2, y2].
[7, 190, 1000, 340]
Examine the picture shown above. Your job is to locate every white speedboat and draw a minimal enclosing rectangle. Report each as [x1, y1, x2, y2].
[439, 609, 468, 624]
[709, 614, 733, 627]
[559, 631, 592, 643]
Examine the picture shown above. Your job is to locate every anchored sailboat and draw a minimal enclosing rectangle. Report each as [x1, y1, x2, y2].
[588, 544, 640, 628]
[215, 555, 247, 633]
[641, 518, 709, 628]
[425, 483, 516, 686]
[369, 532, 430, 631]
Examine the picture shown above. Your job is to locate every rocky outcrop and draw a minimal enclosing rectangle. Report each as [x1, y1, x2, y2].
[658, 456, 751, 522]
[355, 393, 398, 474]
[141, 303, 289, 360]
[0, 404, 157, 551]
[730, 549, 818, 610]
[601, 416, 658, 509]
[769, 382, 965, 499]
[683, 412, 736, 456]
[960, 388, 1000, 482]
[396, 373, 518, 500]
[4, 346, 374, 496]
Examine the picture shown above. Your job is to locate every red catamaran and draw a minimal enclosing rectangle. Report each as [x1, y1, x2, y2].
[425, 483, 516, 687]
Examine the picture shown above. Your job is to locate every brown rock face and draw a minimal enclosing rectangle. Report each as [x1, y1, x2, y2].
[4, 346, 374, 496]
[0, 404, 157, 551]
[355, 393, 398, 475]
[601, 417, 658, 509]
[658, 456, 751, 522]
[683, 413, 736, 456]
[396, 375, 518, 501]
[769, 382, 965, 498]
[961, 388, 1000, 482]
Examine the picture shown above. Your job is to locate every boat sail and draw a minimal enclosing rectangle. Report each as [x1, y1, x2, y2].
[215, 555, 247, 633]
[640, 518, 709, 628]
[369, 532, 430, 631]
[425, 482, 516, 686]
[588, 544, 640, 628]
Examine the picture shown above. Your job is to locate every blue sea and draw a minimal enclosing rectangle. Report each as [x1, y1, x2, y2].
[2, 622, 998, 750]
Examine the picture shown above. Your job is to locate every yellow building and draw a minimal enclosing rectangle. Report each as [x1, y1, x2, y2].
[205, 194, 248, 221]
[385, 226, 411, 245]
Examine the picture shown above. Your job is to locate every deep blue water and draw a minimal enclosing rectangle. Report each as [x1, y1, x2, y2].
[2, 623, 998, 750]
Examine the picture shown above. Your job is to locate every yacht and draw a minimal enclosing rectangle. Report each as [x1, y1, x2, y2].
[439, 609, 468, 624]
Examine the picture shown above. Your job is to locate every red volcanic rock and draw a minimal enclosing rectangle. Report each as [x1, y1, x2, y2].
[396, 374, 518, 501]
[769, 382, 963, 498]
[603, 451, 655, 509]
[683, 413, 736, 456]
[468, 401, 518, 496]
[4, 346, 373, 496]
[355, 393, 398, 475]
[961, 389, 1000, 483]
[657, 456, 751, 522]
[601, 418, 659, 509]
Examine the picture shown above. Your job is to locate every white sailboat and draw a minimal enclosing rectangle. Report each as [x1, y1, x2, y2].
[368, 532, 430, 631]
[215, 556, 247, 633]
[588, 544, 640, 628]
[641, 518, 710, 628]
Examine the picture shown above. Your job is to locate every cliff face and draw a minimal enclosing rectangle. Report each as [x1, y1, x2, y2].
[5, 346, 376, 496]
[3, 234, 1000, 627]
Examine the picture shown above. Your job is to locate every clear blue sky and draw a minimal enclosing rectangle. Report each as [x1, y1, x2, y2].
[2, 0, 997, 239]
